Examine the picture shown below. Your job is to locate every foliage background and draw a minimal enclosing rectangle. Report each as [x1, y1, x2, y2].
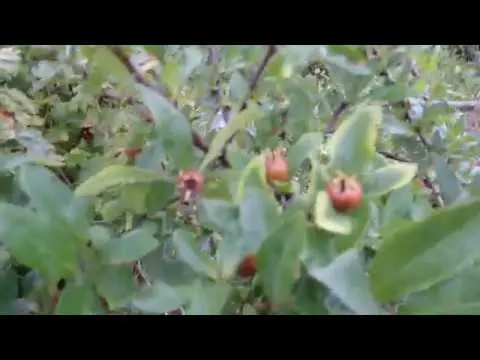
[0, 45, 480, 315]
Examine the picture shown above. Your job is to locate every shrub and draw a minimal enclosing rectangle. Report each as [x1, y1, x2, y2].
[0, 45, 479, 315]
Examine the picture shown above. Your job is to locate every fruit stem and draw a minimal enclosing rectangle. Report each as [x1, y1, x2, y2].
[339, 178, 346, 192]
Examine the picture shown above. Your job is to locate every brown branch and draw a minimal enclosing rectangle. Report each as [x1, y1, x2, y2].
[377, 151, 412, 163]
[106, 46, 224, 167]
[240, 45, 278, 111]
[210, 45, 277, 158]
[325, 101, 350, 134]
[107, 45, 170, 97]
[429, 99, 480, 112]
[106, 45, 277, 170]
[219, 45, 278, 164]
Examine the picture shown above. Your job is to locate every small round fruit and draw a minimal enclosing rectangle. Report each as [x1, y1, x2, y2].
[52, 290, 61, 308]
[80, 127, 94, 143]
[178, 170, 204, 193]
[326, 175, 363, 213]
[237, 254, 257, 278]
[124, 147, 142, 159]
[166, 308, 184, 315]
[177, 170, 204, 203]
[265, 150, 289, 182]
[81, 119, 95, 143]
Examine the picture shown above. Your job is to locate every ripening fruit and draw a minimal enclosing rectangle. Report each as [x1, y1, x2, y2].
[81, 119, 94, 143]
[52, 290, 61, 308]
[237, 254, 257, 278]
[265, 149, 289, 182]
[326, 175, 363, 213]
[80, 126, 94, 143]
[124, 147, 142, 159]
[177, 170, 204, 203]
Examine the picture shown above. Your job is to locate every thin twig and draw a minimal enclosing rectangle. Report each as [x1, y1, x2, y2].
[240, 45, 277, 111]
[106, 46, 223, 167]
[220, 45, 278, 164]
[325, 101, 350, 135]
[429, 99, 480, 112]
[377, 150, 412, 163]
[107, 45, 169, 97]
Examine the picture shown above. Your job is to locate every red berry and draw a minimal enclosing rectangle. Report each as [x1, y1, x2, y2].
[177, 170, 204, 203]
[270, 126, 280, 135]
[124, 147, 142, 159]
[80, 121, 94, 143]
[237, 254, 257, 278]
[326, 175, 363, 213]
[52, 290, 61, 308]
[132, 261, 146, 284]
[166, 308, 184, 315]
[265, 149, 289, 182]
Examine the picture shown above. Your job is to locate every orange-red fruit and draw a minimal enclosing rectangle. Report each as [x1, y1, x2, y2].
[124, 147, 142, 159]
[178, 170, 204, 192]
[132, 261, 146, 284]
[52, 290, 61, 308]
[237, 254, 257, 278]
[166, 308, 184, 315]
[265, 150, 289, 182]
[177, 170, 204, 203]
[326, 175, 363, 213]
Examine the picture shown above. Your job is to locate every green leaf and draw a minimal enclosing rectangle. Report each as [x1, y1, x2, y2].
[172, 229, 218, 280]
[432, 154, 462, 205]
[287, 132, 323, 175]
[55, 282, 98, 315]
[141, 247, 198, 286]
[18, 165, 86, 229]
[100, 199, 124, 222]
[370, 199, 480, 303]
[233, 154, 268, 203]
[284, 80, 317, 137]
[75, 165, 166, 197]
[144, 45, 166, 61]
[186, 282, 231, 315]
[83, 46, 134, 91]
[327, 105, 381, 175]
[18, 165, 71, 209]
[161, 57, 182, 95]
[257, 212, 307, 303]
[131, 281, 185, 314]
[333, 201, 370, 252]
[216, 187, 280, 279]
[119, 181, 175, 215]
[136, 84, 195, 169]
[236, 187, 280, 252]
[94, 265, 137, 309]
[0, 204, 78, 285]
[120, 184, 150, 214]
[300, 226, 337, 268]
[327, 45, 367, 63]
[199, 102, 263, 171]
[197, 198, 240, 235]
[0, 269, 18, 314]
[88, 225, 113, 249]
[228, 71, 249, 102]
[381, 185, 414, 229]
[291, 275, 329, 315]
[314, 191, 353, 235]
[368, 84, 410, 102]
[182, 46, 204, 80]
[399, 262, 480, 315]
[363, 163, 418, 197]
[101, 223, 160, 265]
[307, 249, 386, 315]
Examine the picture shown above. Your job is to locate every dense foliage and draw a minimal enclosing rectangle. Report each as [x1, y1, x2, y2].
[0, 45, 480, 315]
